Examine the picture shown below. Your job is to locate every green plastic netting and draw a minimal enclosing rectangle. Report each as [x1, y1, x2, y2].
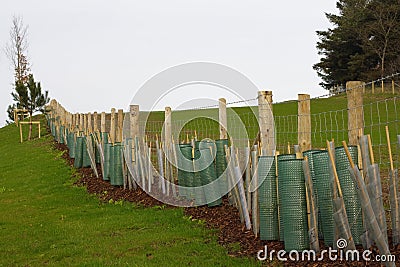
[278, 158, 309, 251]
[178, 144, 193, 199]
[193, 148, 206, 205]
[312, 150, 335, 246]
[303, 149, 323, 239]
[74, 136, 83, 168]
[68, 133, 75, 158]
[111, 143, 124, 186]
[109, 145, 115, 182]
[59, 126, 65, 144]
[215, 139, 228, 197]
[277, 154, 296, 241]
[82, 136, 91, 168]
[258, 156, 279, 240]
[199, 147, 221, 207]
[335, 146, 364, 245]
[103, 143, 111, 181]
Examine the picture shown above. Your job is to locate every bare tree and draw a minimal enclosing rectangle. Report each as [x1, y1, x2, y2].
[359, 2, 400, 78]
[5, 15, 30, 85]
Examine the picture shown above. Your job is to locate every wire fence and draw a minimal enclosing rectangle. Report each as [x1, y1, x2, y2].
[56, 73, 400, 174]
[130, 75, 400, 173]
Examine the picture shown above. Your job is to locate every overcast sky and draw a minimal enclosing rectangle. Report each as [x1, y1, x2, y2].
[0, 1, 338, 126]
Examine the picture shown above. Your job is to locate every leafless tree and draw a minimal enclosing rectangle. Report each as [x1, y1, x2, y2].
[4, 15, 30, 84]
[359, 2, 400, 78]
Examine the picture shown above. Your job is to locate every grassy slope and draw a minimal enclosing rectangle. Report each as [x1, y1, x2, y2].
[159, 93, 400, 155]
[0, 118, 257, 266]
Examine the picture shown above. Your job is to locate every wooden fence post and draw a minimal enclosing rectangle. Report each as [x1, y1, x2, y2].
[87, 112, 92, 134]
[258, 91, 274, 156]
[93, 112, 98, 133]
[164, 107, 172, 148]
[346, 81, 364, 145]
[79, 113, 84, 132]
[116, 109, 124, 143]
[219, 98, 228, 140]
[83, 113, 88, 134]
[130, 105, 140, 162]
[110, 108, 116, 144]
[298, 94, 311, 152]
[372, 81, 375, 94]
[392, 80, 395, 94]
[381, 80, 384, 93]
[164, 107, 173, 195]
[101, 112, 106, 133]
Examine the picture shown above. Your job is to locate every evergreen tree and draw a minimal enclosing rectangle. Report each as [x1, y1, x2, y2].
[314, 0, 400, 89]
[11, 75, 49, 139]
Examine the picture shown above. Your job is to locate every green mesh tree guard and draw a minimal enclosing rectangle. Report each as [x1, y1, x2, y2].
[258, 156, 279, 240]
[74, 136, 83, 168]
[82, 136, 91, 168]
[215, 139, 228, 197]
[178, 145, 193, 199]
[109, 145, 116, 184]
[68, 133, 75, 158]
[103, 143, 111, 181]
[335, 146, 364, 245]
[193, 149, 206, 205]
[111, 143, 124, 186]
[54, 125, 58, 141]
[199, 148, 221, 207]
[92, 134, 100, 164]
[303, 149, 323, 239]
[278, 159, 309, 251]
[49, 119, 55, 137]
[59, 126, 65, 144]
[277, 153, 296, 241]
[312, 150, 335, 246]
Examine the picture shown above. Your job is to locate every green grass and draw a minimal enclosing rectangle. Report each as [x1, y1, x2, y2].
[0, 118, 258, 266]
[141, 92, 400, 165]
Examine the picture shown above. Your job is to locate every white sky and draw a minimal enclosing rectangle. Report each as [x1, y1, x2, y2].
[0, 0, 338, 126]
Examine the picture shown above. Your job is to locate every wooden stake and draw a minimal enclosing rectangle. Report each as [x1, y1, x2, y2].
[385, 125, 394, 171]
[326, 140, 343, 198]
[93, 112, 98, 133]
[117, 109, 123, 143]
[19, 123, 23, 143]
[110, 108, 116, 144]
[367, 134, 375, 165]
[87, 112, 92, 134]
[392, 80, 395, 94]
[101, 112, 106, 133]
[219, 98, 228, 140]
[342, 141, 355, 169]
[372, 81, 375, 94]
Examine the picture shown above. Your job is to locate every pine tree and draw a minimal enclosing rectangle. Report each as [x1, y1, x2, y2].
[314, 0, 400, 89]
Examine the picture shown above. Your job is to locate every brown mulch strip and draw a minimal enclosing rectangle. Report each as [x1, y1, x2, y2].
[53, 141, 400, 266]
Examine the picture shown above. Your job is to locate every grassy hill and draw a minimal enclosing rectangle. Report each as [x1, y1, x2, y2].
[143, 92, 399, 163]
[0, 118, 256, 266]
[1, 91, 398, 266]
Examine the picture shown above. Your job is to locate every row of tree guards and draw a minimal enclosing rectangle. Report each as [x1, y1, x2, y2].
[46, 82, 398, 264]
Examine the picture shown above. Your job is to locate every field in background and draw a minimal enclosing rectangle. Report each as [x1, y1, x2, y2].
[141, 92, 400, 169]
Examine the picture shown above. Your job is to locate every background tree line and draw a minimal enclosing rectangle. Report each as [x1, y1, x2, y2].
[314, 0, 400, 89]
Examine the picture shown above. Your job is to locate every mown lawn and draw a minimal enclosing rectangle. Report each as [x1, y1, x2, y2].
[0, 119, 258, 266]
